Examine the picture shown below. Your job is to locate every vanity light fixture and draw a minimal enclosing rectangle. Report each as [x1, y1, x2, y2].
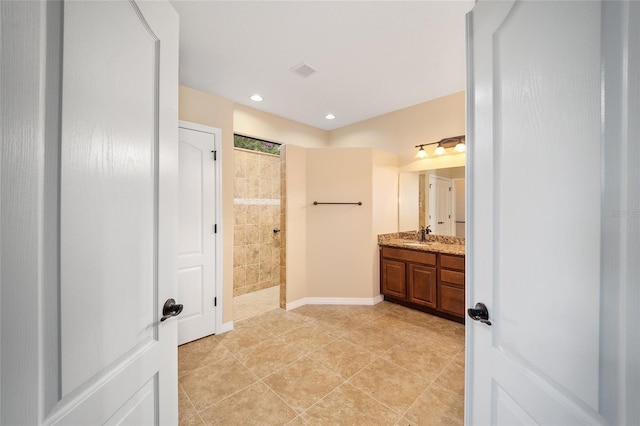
[415, 135, 466, 158]
[250, 94, 263, 102]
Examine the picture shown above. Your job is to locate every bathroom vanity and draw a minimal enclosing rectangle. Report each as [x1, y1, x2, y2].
[378, 233, 465, 323]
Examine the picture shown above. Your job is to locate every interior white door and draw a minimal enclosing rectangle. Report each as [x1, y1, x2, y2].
[0, 1, 179, 424]
[177, 124, 219, 345]
[467, 0, 638, 424]
[429, 176, 452, 235]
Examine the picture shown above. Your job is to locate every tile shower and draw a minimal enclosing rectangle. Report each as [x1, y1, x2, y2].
[233, 148, 281, 299]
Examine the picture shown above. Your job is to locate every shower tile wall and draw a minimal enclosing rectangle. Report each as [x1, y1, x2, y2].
[234, 148, 281, 297]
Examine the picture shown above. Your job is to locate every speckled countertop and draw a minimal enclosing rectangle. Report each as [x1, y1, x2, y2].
[378, 232, 465, 256]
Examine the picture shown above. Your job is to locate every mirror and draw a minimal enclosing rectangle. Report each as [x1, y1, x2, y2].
[399, 166, 465, 237]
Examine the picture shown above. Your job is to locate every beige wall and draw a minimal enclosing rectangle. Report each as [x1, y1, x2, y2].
[234, 104, 330, 147]
[329, 91, 466, 169]
[178, 86, 235, 324]
[305, 148, 374, 299]
[284, 147, 399, 305]
[282, 145, 307, 304]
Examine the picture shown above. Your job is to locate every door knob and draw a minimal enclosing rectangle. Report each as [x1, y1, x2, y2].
[161, 298, 183, 322]
[467, 302, 491, 326]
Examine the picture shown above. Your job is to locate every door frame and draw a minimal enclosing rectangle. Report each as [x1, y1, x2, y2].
[178, 120, 224, 336]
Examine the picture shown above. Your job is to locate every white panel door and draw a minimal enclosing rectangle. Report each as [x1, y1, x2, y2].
[177, 124, 219, 345]
[0, 1, 179, 423]
[429, 176, 452, 235]
[467, 0, 639, 424]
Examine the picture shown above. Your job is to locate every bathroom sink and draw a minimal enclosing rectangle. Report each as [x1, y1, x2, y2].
[398, 240, 435, 247]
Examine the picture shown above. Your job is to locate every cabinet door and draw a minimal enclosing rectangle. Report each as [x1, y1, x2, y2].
[439, 283, 465, 317]
[381, 258, 406, 299]
[408, 264, 437, 308]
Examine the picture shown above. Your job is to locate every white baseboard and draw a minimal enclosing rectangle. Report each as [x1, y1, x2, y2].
[286, 295, 383, 311]
[217, 321, 234, 334]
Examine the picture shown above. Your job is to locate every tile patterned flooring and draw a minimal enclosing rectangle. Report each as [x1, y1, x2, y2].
[179, 302, 465, 425]
[233, 286, 280, 322]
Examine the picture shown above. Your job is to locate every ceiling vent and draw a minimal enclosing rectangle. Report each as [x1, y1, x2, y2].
[290, 62, 317, 78]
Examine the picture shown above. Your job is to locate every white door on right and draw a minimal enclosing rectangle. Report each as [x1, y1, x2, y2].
[467, 0, 638, 424]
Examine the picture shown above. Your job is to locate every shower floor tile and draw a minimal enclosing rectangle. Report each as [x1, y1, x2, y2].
[233, 286, 280, 321]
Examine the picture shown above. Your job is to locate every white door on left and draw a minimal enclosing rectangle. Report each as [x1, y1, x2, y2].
[177, 123, 220, 345]
[0, 1, 179, 424]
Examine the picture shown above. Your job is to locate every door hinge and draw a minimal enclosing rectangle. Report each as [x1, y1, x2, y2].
[211, 150, 217, 161]
[429, 184, 432, 189]
[213, 224, 217, 234]
[214, 297, 217, 307]
[449, 187, 452, 191]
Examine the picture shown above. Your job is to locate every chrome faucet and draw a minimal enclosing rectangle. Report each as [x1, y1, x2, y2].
[419, 225, 432, 242]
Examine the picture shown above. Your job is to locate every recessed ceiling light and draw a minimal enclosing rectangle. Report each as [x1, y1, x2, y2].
[250, 94, 263, 102]
[325, 114, 336, 120]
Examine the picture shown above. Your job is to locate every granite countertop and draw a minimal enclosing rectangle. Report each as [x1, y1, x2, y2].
[378, 232, 465, 256]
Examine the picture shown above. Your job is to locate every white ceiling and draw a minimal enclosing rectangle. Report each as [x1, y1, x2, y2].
[171, 1, 474, 131]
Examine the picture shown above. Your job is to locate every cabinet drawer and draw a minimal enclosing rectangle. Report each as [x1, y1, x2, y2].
[440, 269, 465, 287]
[440, 254, 465, 271]
[439, 283, 465, 317]
[381, 247, 436, 265]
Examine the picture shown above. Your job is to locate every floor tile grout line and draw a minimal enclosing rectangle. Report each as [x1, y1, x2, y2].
[338, 380, 406, 423]
[258, 352, 348, 418]
[393, 354, 464, 424]
[179, 384, 204, 425]
[178, 345, 235, 380]
[260, 375, 317, 421]
[343, 338, 452, 421]
[191, 350, 265, 416]
[393, 377, 438, 424]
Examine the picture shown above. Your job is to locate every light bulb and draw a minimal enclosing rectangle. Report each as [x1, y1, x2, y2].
[455, 142, 466, 152]
[435, 145, 445, 155]
[417, 146, 426, 158]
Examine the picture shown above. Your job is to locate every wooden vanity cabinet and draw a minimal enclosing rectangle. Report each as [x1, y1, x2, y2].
[380, 246, 465, 323]
[438, 254, 465, 317]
